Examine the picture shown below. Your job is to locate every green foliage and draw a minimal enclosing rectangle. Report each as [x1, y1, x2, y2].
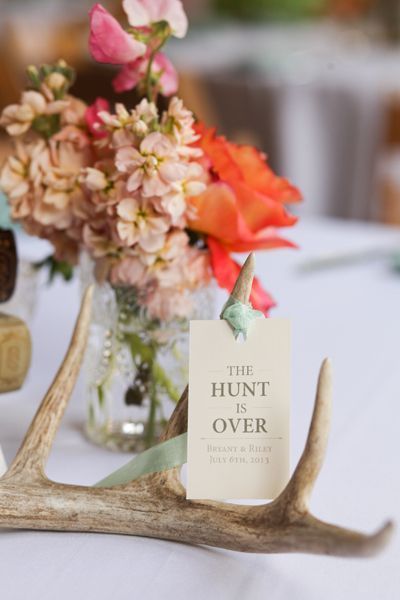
[213, 0, 326, 20]
[34, 254, 74, 283]
[126, 332, 181, 404]
[31, 114, 61, 140]
[27, 59, 76, 96]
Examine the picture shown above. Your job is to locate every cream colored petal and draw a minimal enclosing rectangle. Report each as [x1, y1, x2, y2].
[8, 156, 25, 175]
[117, 196, 139, 221]
[0, 104, 19, 123]
[43, 188, 70, 209]
[8, 181, 29, 199]
[138, 230, 166, 253]
[115, 147, 143, 172]
[22, 90, 47, 114]
[148, 215, 170, 234]
[185, 180, 206, 196]
[46, 100, 69, 115]
[6, 122, 31, 136]
[142, 174, 170, 197]
[117, 220, 138, 246]
[140, 131, 173, 157]
[126, 169, 143, 193]
[159, 160, 188, 183]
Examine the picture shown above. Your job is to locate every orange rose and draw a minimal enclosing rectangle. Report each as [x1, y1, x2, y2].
[188, 125, 301, 312]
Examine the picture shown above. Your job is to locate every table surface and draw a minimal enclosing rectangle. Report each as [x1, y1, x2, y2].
[0, 217, 399, 600]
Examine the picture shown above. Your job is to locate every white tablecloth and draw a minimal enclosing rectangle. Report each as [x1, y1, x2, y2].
[0, 217, 399, 600]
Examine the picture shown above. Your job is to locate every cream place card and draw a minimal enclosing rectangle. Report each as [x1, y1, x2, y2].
[187, 319, 290, 500]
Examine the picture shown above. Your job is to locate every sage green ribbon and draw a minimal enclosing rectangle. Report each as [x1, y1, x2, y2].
[95, 432, 187, 488]
[221, 296, 265, 339]
[94, 298, 264, 488]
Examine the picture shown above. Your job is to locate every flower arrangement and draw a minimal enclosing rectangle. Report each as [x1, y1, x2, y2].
[0, 0, 301, 450]
[0, 0, 301, 319]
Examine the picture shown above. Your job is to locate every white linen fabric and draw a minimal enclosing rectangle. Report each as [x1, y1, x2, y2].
[0, 218, 399, 600]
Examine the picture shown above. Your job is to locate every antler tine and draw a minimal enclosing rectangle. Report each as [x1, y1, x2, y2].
[163, 253, 256, 443]
[296, 514, 395, 558]
[267, 357, 395, 554]
[5, 286, 93, 482]
[162, 386, 188, 441]
[275, 358, 332, 517]
[220, 251, 255, 313]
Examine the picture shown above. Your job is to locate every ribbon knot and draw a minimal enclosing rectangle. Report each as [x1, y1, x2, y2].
[221, 296, 265, 340]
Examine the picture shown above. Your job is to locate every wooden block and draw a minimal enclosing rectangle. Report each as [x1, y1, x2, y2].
[0, 313, 31, 393]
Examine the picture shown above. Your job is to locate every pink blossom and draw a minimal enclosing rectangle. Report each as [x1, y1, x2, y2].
[85, 97, 110, 138]
[89, 4, 146, 64]
[122, 0, 188, 38]
[113, 52, 178, 96]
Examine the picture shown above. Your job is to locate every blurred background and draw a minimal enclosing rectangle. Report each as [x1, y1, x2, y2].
[1, 0, 400, 223]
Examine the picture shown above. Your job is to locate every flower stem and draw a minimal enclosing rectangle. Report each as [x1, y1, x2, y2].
[146, 378, 158, 447]
[144, 34, 168, 103]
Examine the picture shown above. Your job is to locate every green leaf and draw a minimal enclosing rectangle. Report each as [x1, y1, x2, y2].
[126, 332, 155, 365]
[26, 65, 41, 89]
[126, 332, 180, 403]
[97, 385, 105, 409]
[32, 114, 61, 139]
[152, 361, 181, 403]
[33, 254, 74, 283]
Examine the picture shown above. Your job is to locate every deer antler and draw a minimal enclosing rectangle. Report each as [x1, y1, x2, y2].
[0, 257, 394, 556]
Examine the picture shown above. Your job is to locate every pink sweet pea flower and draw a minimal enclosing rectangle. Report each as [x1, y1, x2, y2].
[89, 4, 146, 64]
[85, 97, 110, 138]
[122, 0, 188, 38]
[113, 51, 178, 95]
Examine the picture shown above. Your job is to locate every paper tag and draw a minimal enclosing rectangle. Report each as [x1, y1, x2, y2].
[187, 319, 290, 500]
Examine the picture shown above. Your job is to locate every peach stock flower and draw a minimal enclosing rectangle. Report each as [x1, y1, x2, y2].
[116, 196, 169, 251]
[0, 140, 49, 217]
[115, 131, 187, 196]
[0, 91, 67, 136]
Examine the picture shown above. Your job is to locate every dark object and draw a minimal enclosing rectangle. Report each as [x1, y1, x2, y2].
[124, 363, 152, 406]
[0, 229, 17, 303]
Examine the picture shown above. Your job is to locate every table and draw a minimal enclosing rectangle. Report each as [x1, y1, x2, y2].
[0, 217, 399, 600]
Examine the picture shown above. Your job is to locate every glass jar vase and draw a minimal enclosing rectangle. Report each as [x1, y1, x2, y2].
[82, 274, 215, 452]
